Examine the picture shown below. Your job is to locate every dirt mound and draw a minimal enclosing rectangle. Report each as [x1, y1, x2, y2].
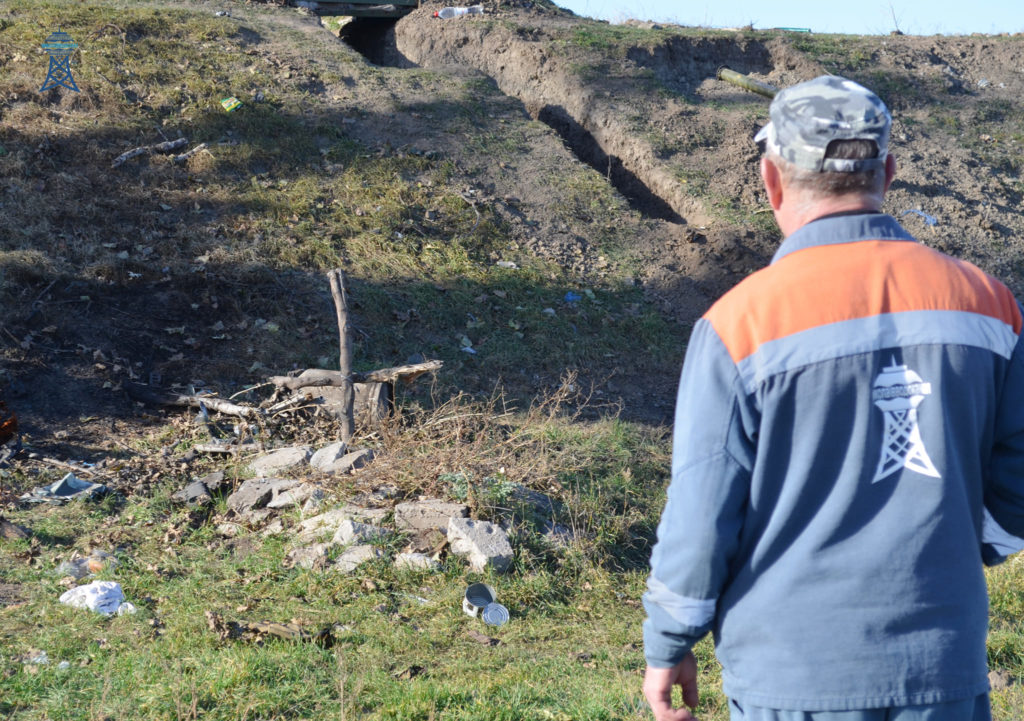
[4, 0, 1024, 457]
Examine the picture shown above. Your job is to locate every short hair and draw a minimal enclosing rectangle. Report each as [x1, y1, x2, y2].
[773, 139, 884, 197]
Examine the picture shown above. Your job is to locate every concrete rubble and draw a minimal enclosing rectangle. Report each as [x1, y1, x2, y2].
[334, 544, 383, 573]
[249, 446, 312, 478]
[447, 517, 514, 573]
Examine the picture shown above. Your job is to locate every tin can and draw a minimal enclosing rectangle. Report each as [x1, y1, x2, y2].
[462, 583, 496, 618]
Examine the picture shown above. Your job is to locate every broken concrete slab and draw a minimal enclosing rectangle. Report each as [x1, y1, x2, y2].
[394, 499, 469, 534]
[394, 552, 440, 571]
[267, 483, 324, 510]
[309, 441, 347, 471]
[171, 479, 213, 508]
[248, 446, 312, 478]
[197, 470, 230, 494]
[227, 478, 301, 515]
[448, 517, 514, 573]
[319, 449, 374, 475]
[333, 544, 383, 573]
[286, 542, 332, 570]
[294, 506, 389, 544]
[332, 519, 391, 546]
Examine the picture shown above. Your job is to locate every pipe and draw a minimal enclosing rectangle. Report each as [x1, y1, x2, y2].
[716, 68, 778, 99]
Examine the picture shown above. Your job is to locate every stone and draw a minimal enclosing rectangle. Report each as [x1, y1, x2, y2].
[394, 552, 440, 571]
[294, 506, 388, 544]
[394, 499, 469, 534]
[332, 519, 390, 546]
[248, 446, 312, 478]
[171, 480, 213, 508]
[286, 543, 332, 570]
[333, 544, 382, 573]
[227, 478, 301, 515]
[217, 522, 244, 538]
[989, 669, 1015, 690]
[320, 449, 374, 475]
[301, 494, 326, 515]
[541, 522, 578, 550]
[197, 470, 229, 494]
[267, 483, 323, 510]
[309, 441, 347, 471]
[260, 518, 284, 536]
[447, 517, 514, 573]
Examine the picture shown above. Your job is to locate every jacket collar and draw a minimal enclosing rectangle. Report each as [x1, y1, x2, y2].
[771, 212, 916, 264]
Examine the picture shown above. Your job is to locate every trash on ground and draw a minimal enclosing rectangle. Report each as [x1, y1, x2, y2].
[220, 96, 242, 112]
[434, 5, 485, 19]
[482, 602, 509, 626]
[56, 550, 119, 580]
[59, 580, 133, 616]
[564, 291, 581, 304]
[495, 260, 518, 269]
[204, 610, 334, 647]
[20, 473, 109, 504]
[463, 582, 496, 617]
[901, 209, 938, 226]
[22, 650, 49, 665]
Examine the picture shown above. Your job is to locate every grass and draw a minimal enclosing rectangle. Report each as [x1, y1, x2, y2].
[3, 2, 1024, 719]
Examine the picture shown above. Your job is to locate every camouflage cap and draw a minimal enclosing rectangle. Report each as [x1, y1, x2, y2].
[754, 75, 891, 173]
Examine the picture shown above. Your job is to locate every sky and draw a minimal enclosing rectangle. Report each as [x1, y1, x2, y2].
[554, 1, 1024, 36]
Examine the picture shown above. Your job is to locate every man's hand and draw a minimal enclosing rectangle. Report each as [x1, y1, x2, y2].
[642, 652, 700, 721]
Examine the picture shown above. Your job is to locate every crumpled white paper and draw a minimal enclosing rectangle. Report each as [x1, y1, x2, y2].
[58, 580, 134, 616]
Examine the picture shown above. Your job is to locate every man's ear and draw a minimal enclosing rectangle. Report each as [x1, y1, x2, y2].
[761, 156, 783, 210]
[883, 153, 896, 194]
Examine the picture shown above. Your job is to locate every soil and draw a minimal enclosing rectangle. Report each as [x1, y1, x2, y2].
[4, 0, 1024, 472]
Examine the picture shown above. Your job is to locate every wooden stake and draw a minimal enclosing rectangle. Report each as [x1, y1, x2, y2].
[328, 269, 355, 443]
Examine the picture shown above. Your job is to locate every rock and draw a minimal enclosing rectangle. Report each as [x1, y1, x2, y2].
[302, 494, 326, 515]
[404, 528, 447, 554]
[286, 542, 332, 570]
[309, 441, 347, 471]
[197, 470, 229, 494]
[217, 522, 244, 538]
[248, 446, 312, 478]
[541, 522, 578, 550]
[989, 669, 1015, 690]
[394, 552, 440, 571]
[333, 544, 383, 573]
[261, 518, 286, 537]
[227, 478, 301, 515]
[332, 519, 390, 546]
[447, 517, 514, 573]
[0, 515, 30, 540]
[171, 480, 213, 508]
[294, 506, 389, 543]
[267, 483, 323, 510]
[320, 449, 374, 475]
[394, 499, 469, 534]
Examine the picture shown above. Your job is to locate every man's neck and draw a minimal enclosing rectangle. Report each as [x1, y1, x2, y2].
[778, 195, 883, 237]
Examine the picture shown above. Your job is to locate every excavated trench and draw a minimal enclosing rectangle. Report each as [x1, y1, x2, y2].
[338, 16, 696, 223]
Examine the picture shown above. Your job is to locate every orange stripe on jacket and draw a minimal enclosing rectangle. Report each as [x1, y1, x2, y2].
[705, 240, 1023, 364]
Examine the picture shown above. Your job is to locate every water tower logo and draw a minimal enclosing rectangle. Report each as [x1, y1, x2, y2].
[871, 359, 941, 483]
[40, 29, 80, 93]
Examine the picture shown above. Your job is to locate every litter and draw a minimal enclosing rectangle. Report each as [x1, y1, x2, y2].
[495, 261, 518, 269]
[20, 473, 108, 504]
[59, 580, 134, 616]
[901, 209, 938, 226]
[463, 583, 510, 626]
[220, 96, 242, 112]
[564, 291, 582, 304]
[56, 550, 119, 580]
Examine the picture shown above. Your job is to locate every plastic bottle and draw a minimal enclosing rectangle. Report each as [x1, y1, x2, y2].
[434, 5, 484, 19]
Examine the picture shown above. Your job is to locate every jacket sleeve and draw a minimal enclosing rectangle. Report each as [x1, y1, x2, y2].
[985, 315, 1024, 563]
[643, 319, 757, 667]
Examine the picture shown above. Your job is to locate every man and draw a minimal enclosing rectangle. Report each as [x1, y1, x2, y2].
[641, 75, 1024, 721]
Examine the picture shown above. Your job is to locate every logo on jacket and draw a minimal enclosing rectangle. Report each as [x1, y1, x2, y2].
[871, 360, 941, 483]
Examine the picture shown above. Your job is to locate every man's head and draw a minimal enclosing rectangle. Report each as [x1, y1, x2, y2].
[756, 75, 896, 233]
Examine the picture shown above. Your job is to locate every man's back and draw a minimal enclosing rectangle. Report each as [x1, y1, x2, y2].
[690, 212, 1022, 708]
